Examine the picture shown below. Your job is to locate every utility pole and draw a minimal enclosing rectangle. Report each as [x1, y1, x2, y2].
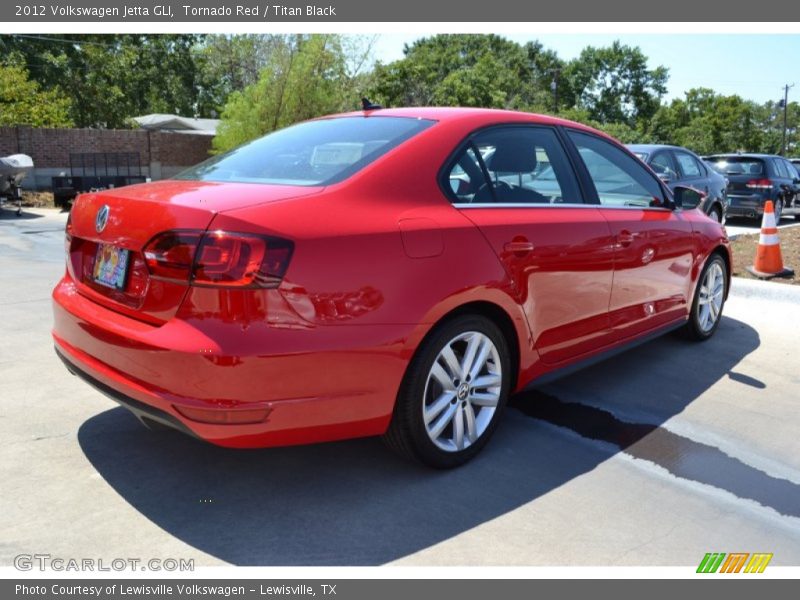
[780, 83, 794, 156]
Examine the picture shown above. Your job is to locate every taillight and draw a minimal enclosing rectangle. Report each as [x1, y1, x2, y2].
[194, 231, 293, 288]
[143, 230, 293, 289]
[143, 231, 203, 283]
[746, 178, 773, 189]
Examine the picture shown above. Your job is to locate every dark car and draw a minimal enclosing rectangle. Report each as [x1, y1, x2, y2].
[705, 153, 800, 222]
[628, 144, 728, 223]
[790, 159, 800, 177]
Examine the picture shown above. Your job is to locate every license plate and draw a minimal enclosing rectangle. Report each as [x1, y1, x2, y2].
[93, 244, 130, 290]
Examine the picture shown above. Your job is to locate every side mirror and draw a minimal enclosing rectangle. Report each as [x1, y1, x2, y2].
[673, 185, 705, 210]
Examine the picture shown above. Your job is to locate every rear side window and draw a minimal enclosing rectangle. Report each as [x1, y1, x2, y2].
[707, 157, 765, 176]
[774, 159, 792, 179]
[568, 131, 665, 208]
[177, 116, 435, 186]
[674, 152, 704, 178]
[445, 126, 583, 205]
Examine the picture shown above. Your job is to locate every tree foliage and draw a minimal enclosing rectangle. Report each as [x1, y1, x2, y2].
[565, 41, 668, 126]
[0, 61, 73, 127]
[0, 33, 797, 157]
[370, 35, 561, 110]
[0, 34, 208, 128]
[212, 34, 375, 153]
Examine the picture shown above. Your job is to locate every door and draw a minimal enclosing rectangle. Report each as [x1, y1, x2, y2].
[565, 130, 696, 340]
[443, 125, 615, 364]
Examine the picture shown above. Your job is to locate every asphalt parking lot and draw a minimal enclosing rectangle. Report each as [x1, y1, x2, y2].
[2, 206, 799, 567]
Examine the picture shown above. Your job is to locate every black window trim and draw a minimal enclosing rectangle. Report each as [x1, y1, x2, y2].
[437, 123, 593, 208]
[560, 127, 674, 212]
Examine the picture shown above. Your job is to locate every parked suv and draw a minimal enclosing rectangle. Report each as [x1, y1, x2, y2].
[705, 153, 800, 221]
[628, 144, 728, 223]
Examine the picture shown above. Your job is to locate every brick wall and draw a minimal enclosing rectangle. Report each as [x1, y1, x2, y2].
[0, 126, 213, 180]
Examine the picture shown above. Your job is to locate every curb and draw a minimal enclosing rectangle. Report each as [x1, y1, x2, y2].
[729, 276, 800, 304]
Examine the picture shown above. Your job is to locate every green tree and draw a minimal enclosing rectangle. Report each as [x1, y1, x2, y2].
[565, 41, 668, 127]
[648, 88, 774, 155]
[370, 34, 561, 111]
[194, 34, 285, 114]
[213, 35, 349, 152]
[0, 62, 73, 127]
[0, 34, 208, 128]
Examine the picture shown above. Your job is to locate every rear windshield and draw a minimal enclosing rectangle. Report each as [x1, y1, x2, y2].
[706, 157, 765, 176]
[177, 116, 435, 186]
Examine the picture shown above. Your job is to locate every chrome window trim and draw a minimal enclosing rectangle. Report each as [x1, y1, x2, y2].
[453, 202, 672, 212]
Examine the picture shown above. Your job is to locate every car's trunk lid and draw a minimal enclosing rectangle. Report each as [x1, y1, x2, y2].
[66, 180, 323, 324]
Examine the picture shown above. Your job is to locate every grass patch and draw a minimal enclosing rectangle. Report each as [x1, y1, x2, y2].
[730, 223, 800, 285]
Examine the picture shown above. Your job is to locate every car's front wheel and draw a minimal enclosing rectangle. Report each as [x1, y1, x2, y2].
[383, 314, 511, 468]
[684, 253, 728, 341]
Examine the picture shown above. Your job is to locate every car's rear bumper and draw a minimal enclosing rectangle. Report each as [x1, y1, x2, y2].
[52, 275, 411, 448]
[726, 193, 771, 218]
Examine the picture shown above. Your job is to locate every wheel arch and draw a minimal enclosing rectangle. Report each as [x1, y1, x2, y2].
[407, 300, 525, 392]
[710, 244, 732, 300]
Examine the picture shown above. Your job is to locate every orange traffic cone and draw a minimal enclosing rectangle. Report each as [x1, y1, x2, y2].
[745, 200, 794, 279]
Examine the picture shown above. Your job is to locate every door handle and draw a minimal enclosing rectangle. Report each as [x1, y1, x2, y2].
[617, 230, 636, 247]
[504, 240, 535, 255]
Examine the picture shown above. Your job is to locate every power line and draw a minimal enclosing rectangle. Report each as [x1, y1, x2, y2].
[6, 34, 117, 48]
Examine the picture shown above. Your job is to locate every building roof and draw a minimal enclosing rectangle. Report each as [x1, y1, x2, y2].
[133, 114, 219, 136]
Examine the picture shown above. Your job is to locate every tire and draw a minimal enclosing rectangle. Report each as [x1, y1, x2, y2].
[684, 253, 727, 341]
[383, 314, 512, 468]
[708, 205, 722, 223]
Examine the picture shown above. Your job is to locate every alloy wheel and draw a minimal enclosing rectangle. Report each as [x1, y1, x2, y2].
[422, 331, 502, 452]
[697, 262, 725, 333]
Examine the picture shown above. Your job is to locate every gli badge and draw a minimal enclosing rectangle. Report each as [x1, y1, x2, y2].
[95, 205, 110, 233]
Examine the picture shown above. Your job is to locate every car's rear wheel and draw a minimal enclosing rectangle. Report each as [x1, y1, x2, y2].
[684, 254, 727, 341]
[383, 314, 511, 468]
[708, 205, 722, 223]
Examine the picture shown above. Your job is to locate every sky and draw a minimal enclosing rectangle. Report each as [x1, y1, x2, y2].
[371, 34, 800, 105]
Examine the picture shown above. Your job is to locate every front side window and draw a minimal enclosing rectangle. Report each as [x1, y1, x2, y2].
[568, 131, 665, 208]
[445, 126, 582, 205]
[650, 152, 679, 181]
[177, 116, 435, 186]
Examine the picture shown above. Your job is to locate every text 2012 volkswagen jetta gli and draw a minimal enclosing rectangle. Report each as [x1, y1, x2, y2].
[52, 107, 731, 468]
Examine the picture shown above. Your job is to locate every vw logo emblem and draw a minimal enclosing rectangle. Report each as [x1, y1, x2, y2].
[95, 205, 110, 233]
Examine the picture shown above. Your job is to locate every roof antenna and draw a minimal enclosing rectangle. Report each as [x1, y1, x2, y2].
[361, 97, 383, 111]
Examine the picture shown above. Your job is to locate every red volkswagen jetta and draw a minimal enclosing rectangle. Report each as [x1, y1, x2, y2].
[52, 107, 730, 468]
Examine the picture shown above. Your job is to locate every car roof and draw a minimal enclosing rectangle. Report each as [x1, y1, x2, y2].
[626, 143, 685, 153]
[705, 153, 781, 159]
[325, 106, 610, 137]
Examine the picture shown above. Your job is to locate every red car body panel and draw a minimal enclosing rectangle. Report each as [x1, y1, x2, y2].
[52, 108, 731, 448]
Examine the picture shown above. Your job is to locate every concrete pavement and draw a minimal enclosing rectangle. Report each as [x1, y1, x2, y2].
[1, 206, 799, 567]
